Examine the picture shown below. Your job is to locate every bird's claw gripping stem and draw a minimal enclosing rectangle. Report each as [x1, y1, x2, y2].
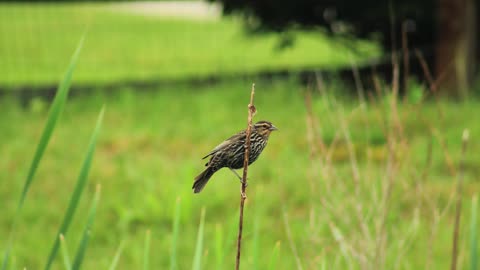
[229, 167, 249, 187]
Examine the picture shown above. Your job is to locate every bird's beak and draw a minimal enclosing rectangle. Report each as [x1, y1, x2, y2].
[269, 125, 278, 131]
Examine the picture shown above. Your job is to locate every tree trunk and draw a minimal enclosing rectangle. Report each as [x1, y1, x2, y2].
[435, 0, 477, 98]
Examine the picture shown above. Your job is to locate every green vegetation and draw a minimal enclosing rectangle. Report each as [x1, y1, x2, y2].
[1, 78, 479, 269]
[1, 37, 85, 270]
[1, 2, 479, 270]
[0, 3, 377, 88]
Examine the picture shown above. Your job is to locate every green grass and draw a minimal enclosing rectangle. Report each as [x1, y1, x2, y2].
[1, 36, 84, 270]
[76, 183, 101, 269]
[0, 3, 378, 88]
[192, 208, 205, 270]
[471, 195, 478, 270]
[59, 235, 72, 270]
[1, 78, 479, 269]
[170, 198, 181, 270]
[3, 2, 478, 269]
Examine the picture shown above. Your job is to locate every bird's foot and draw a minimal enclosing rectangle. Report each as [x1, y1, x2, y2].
[241, 180, 248, 187]
[229, 168, 242, 181]
[228, 167, 249, 187]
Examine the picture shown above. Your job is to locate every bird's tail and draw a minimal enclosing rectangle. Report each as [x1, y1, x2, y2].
[192, 166, 216, 193]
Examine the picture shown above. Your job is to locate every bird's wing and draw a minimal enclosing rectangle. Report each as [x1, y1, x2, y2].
[202, 131, 245, 159]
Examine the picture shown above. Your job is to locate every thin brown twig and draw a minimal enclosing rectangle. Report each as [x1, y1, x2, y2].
[410, 136, 439, 269]
[450, 129, 470, 270]
[413, 49, 446, 120]
[401, 21, 410, 100]
[376, 8, 400, 264]
[304, 87, 322, 225]
[349, 56, 366, 105]
[375, 134, 397, 270]
[337, 106, 373, 247]
[304, 87, 326, 159]
[424, 124, 457, 176]
[390, 37, 404, 142]
[235, 83, 256, 270]
[414, 49, 436, 93]
[414, 48, 454, 97]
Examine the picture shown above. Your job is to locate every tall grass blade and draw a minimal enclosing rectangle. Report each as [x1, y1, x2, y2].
[108, 240, 126, 270]
[451, 129, 469, 270]
[59, 235, 72, 270]
[170, 197, 181, 270]
[1, 36, 84, 270]
[252, 211, 260, 270]
[215, 224, 224, 270]
[144, 230, 151, 270]
[320, 256, 327, 270]
[471, 195, 478, 270]
[283, 209, 304, 270]
[267, 241, 281, 270]
[44, 107, 105, 270]
[192, 208, 206, 270]
[72, 184, 102, 270]
[19, 36, 84, 211]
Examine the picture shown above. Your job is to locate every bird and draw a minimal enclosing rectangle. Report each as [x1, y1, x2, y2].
[192, 120, 278, 193]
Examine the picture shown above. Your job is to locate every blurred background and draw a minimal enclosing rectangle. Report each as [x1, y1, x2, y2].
[0, 0, 479, 269]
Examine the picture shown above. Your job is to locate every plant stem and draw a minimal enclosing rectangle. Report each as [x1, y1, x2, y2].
[450, 129, 469, 270]
[235, 83, 256, 270]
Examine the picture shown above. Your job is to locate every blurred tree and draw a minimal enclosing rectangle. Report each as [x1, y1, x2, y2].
[436, 0, 477, 97]
[211, 0, 478, 97]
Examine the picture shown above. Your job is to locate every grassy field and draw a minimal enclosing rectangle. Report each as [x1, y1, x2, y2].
[1, 77, 479, 269]
[0, 3, 377, 88]
[1, 2, 479, 270]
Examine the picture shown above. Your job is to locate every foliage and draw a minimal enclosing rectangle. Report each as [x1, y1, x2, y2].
[1, 78, 479, 269]
[210, 0, 436, 49]
[1, 3, 479, 269]
[1, 36, 104, 270]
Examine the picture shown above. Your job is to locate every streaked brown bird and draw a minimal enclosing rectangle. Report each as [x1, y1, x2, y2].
[193, 120, 278, 193]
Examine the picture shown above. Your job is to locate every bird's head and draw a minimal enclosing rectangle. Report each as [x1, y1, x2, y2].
[253, 120, 278, 137]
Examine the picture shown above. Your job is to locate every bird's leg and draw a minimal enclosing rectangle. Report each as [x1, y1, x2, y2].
[228, 167, 247, 186]
[228, 167, 242, 181]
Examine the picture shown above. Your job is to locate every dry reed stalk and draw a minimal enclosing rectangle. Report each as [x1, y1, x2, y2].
[304, 86, 325, 231]
[375, 12, 402, 266]
[304, 87, 327, 158]
[428, 126, 457, 176]
[414, 49, 436, 93]
[413, 49, 446, 120]
[349, 57, 366, 105]
[409, 53, 464, 264]
[401, 21, 410, 100]
[335, 105, 373, 250]
[425, 209, 440, 270]
[450, 130, 470, 270]
[235, 83, 256, 270]
[375, 133, 398, 270]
